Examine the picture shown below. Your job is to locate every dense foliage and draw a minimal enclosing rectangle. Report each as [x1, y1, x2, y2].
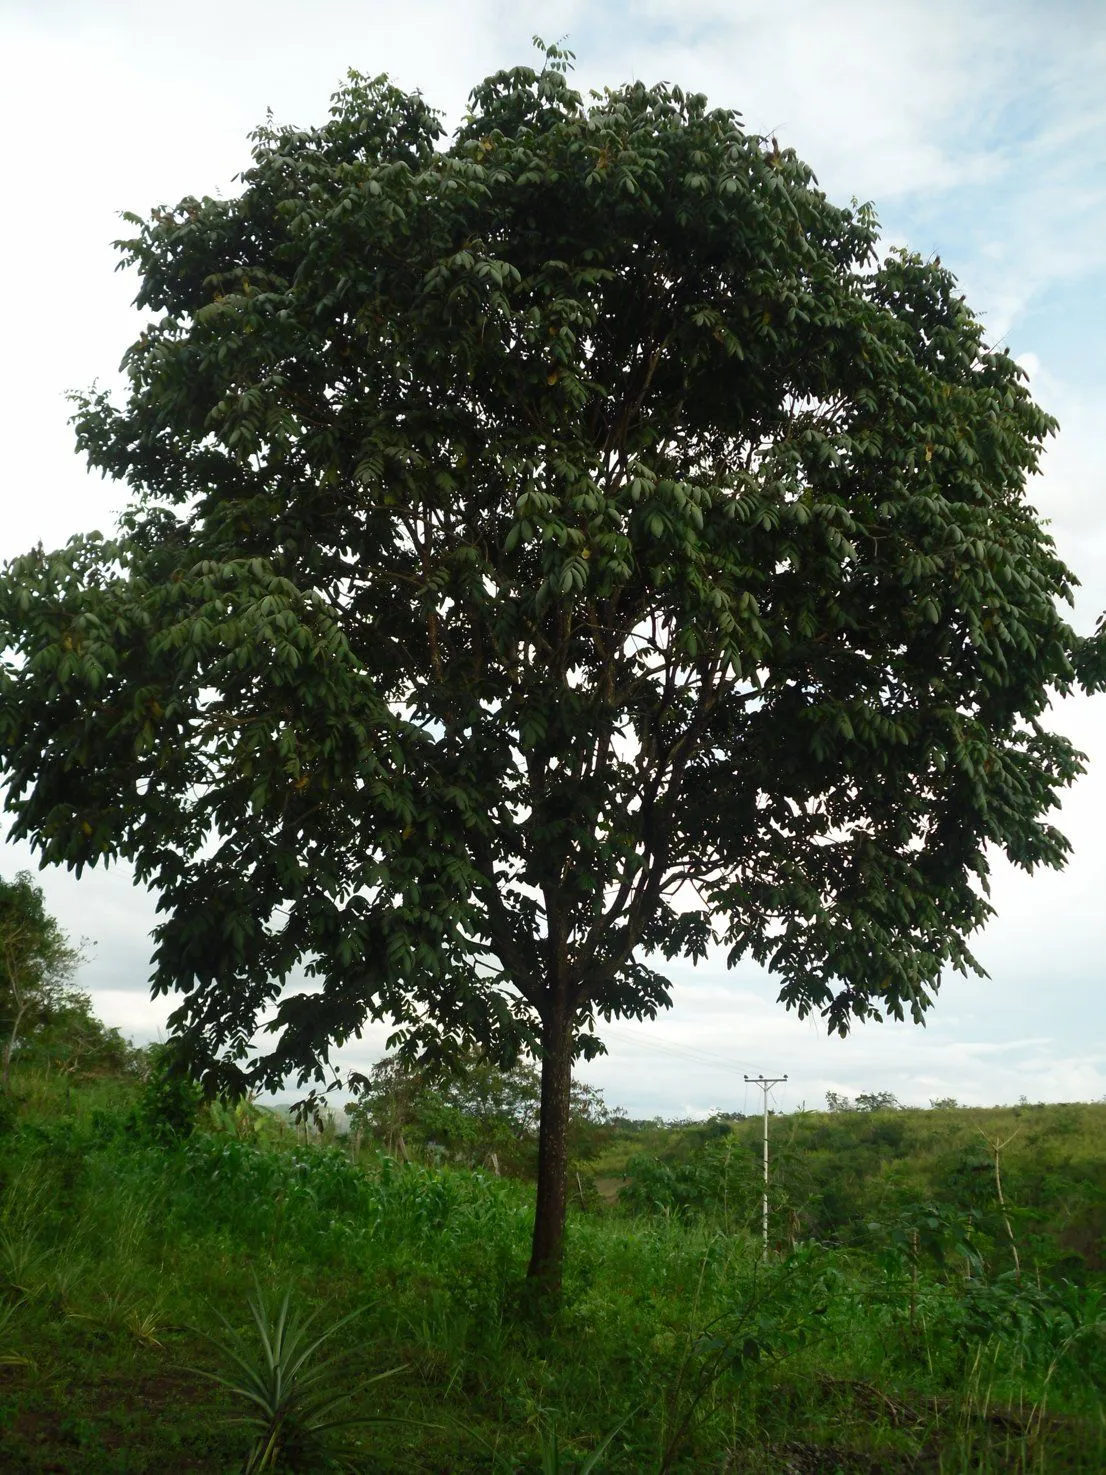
[346, 1050, 618, 1176]
[0, 46, 1098, 1286]
[610, 1101, 1106, 1280]
[0, 872, 131, 1093]
[0, 1049, 1103, 1471]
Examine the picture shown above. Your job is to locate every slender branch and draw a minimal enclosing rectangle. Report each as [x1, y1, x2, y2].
[466, 831, 539, 1007]
[978, 1126, 1022, 1278]
[576, 659, 736, 991]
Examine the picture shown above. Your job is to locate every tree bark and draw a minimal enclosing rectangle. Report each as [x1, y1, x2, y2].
[1, 997, 27, 1094]
[526, 1002, 575, 1299]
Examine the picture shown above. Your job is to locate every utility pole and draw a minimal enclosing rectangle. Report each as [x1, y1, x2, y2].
[745, 1074, 787, 1258]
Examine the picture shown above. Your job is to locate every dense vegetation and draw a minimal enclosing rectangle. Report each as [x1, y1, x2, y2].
[609, 1099, 1106, 1278]
[0, 1038, 1103, 1472]
[0, 872, 136, 1099]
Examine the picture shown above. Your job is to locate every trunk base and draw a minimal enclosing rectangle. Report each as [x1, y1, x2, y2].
[526, 1009, 574, 1309]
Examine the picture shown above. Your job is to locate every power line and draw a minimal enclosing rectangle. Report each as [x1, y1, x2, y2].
[599, 1023, 760, 1077]
[745, 1073, 787, 1258]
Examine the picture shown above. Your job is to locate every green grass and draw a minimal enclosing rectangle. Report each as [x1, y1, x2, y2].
[602, 1101, 1106, 1276]
[0, 1069, 1102, 1472]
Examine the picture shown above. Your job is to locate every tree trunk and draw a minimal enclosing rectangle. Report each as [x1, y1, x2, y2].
[526, 1004, 574, 1299]
[1, 998, 27, 1094]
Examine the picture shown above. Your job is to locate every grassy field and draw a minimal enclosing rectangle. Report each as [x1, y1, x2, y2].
[599, 1099, 1106, 1270]
[0, 1066, 1103, 1472]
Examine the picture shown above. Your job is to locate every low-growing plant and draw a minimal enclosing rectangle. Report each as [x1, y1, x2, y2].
[0, 1295, 33, 1368]
[0, 1226, 49, 1300]
[536, 1406, 638, 1473]
[659, 1244, 842, 1471]
[195, 1279, 404, 1473]
[621, 1136, 758, 1230]
[67, 1283, 167, 1348]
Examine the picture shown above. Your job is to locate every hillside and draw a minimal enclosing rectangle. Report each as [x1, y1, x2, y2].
[0, 1056, 1103, 1472]
[596, 1100, 1106, 1276]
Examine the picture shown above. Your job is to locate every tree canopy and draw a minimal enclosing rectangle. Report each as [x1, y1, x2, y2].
[0, 871, 85, 1089]
[0, 47, 1098, 1284]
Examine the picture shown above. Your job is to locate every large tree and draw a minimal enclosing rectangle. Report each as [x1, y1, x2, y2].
[0, 872, 83, 1091]
[0, 49, 1097, 1289]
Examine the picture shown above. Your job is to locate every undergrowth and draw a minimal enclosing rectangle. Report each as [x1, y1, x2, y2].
[0, 1070, 1102, 1471]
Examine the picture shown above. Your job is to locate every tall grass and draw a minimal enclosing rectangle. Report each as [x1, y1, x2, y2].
[0, 1070, 1102, 1471]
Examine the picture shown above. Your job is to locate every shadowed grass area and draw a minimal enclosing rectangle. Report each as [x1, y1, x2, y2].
[0, 1069, 1102, 1471]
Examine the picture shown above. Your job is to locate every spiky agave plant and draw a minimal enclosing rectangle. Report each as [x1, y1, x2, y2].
[195, 1280, 403, 1473]
[0, 1298, 34, 1369]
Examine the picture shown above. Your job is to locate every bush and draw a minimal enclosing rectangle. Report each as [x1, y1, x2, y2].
[621, 1135, 758, 1228]
[131, 1042, 204, 1142]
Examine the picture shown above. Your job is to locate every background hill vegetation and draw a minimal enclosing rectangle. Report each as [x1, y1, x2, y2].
[0, 1001, 1103, 1472]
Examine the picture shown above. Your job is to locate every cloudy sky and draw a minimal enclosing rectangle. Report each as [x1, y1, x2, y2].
[2, 0, 1104, 1118]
